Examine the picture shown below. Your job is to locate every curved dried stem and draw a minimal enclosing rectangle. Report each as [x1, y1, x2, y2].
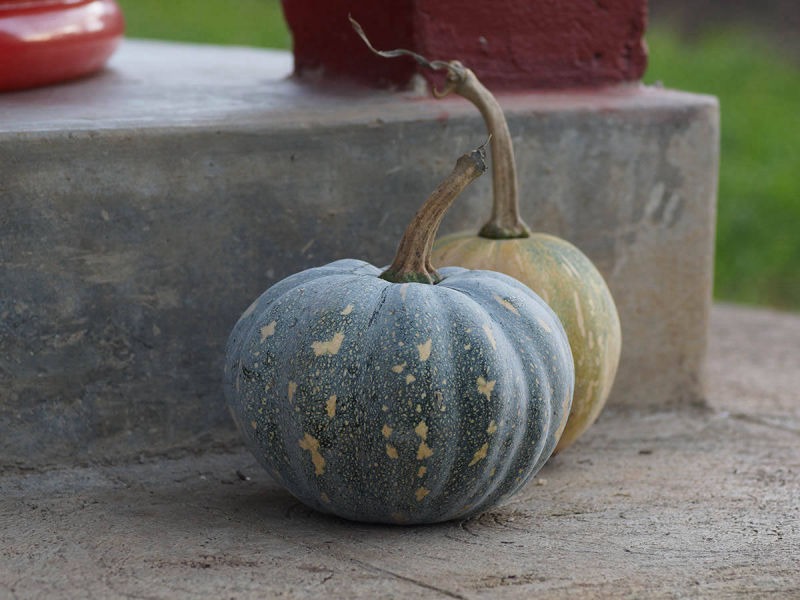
[350, 18, 529, 239]
[381, 140, 489, 284]
[435, 63, 530, 239]
[349, 15, 450, 72]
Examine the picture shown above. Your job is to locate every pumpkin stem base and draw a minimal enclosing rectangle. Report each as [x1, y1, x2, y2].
[478, 221, 531, 240]
[379, 270, 441, 285]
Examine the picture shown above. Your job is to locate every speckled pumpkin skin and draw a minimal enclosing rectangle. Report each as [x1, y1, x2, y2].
[433, 233, 621, 452]
[224, 258, 573, 524]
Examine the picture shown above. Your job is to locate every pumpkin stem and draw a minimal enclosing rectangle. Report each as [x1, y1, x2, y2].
[350, 18, 530, 240]
[380, 141, 488, 284]
[435, 63, 530, 239]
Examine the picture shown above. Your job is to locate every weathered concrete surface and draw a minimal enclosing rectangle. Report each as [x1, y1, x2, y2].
[1, 304, 798, 599]
[0, 40, 718, 467]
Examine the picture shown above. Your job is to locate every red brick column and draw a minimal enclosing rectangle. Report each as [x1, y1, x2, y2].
[282, 0, 647, 90]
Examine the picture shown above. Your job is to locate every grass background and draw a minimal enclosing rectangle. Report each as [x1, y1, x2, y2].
[116, 0, 800, 311]
[644, 29, 800, 310]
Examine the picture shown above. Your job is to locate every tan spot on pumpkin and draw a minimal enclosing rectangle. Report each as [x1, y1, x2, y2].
[288, 381, 297, 403]
[537, 317, 552, 333]
[493, 294, 520, 315]
[259, 321, 276, 342]
[325, 395, 336, 418]
[415, 421, 428, 440]
[399, 285, 408, 301]
[298, 433, 325, 475]
[405, 374, 416, 384]
[573, 289, 587, 338]
[417, 466, 427, 478]
[562, 259, 581, 279]
[382, 405, 389, 412]
[477, 377, 496, 401]
[417, 339, 432, 361]
[340, 303, 354, 315]
[382, 424, 393, 438]
[386, 444, 398, 459]
[464, 344, 471, 350]
[487, 420, 498, 434]
[392, 362, 406, 373]
[312, 331, 345, 356]
[482, 324, 497, 350]
[417, 441, 433, 460]
[320, 492, 331, 503]
[415, 486, 430, 502]
[250, 420, 257, 430]
[468, 442, 489, 466]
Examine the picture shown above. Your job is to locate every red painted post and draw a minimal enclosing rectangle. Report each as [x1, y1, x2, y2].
[282, 0, 647, 90]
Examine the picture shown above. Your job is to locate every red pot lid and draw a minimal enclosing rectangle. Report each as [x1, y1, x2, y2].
[0, 0, 124, 92]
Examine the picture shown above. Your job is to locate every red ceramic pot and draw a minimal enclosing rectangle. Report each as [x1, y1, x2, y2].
[0, 0, 124, 92]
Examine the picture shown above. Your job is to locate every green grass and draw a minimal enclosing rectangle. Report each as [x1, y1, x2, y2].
[117, 0, 290, 49]
[645, 28, 800, 311]
[118, 3, 800, 310]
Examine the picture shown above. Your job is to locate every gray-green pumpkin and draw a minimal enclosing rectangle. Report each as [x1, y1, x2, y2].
[223, 145, 574, 524]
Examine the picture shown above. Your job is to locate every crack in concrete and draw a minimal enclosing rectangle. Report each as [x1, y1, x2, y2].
[345, 557, 471, 600]
[729, 412, 800, 437]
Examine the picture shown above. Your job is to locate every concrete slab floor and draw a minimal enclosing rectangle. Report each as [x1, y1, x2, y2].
[1, 303, 798, 599]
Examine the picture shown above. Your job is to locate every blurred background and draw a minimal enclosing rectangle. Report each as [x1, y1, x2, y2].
[117, 0, 800, 311]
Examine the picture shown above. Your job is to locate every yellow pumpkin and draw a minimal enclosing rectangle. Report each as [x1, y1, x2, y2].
[430, 62, 621, 451]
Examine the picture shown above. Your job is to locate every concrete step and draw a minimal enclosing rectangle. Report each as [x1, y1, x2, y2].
[2, 304, 798, 598]
[1, 40, 718, 467]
